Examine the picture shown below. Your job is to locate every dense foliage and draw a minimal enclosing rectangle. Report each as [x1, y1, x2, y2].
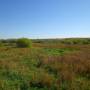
[16, 38, 32, 48]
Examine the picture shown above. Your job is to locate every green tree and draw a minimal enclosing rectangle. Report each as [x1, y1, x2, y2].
[16, 38, 32, 48]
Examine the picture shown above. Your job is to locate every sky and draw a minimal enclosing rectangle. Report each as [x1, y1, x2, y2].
[0, 0, 90, 39]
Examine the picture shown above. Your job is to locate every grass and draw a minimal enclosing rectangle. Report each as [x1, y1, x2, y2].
[0, 40, 90, 90]
[42, 48, 76, 56]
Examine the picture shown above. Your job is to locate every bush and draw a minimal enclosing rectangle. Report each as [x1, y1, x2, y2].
[16, 38, 32, 48]
[0, 42, 4, 47]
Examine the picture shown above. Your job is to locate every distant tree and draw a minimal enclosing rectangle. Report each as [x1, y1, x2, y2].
[16, 38, 32, 48]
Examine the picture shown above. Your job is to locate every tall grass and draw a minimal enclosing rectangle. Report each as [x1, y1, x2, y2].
[0, 43, 90, 90]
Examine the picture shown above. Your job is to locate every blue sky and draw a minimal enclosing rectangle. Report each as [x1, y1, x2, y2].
[0, 0, 90, 39]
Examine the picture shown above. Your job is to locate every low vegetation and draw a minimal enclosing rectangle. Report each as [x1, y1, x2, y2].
[16, 38, 32, 48]
[0, 38, 90, 90]
[0, 42, 4, 47]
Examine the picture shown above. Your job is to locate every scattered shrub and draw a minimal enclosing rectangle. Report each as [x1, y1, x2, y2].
[0, 42, 4, 47]
[16, 38, 32, 48]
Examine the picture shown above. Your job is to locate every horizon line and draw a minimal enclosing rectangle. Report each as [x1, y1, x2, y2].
[0, 36, 90, 40]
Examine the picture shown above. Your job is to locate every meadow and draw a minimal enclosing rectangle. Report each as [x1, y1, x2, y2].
[0, 38, 90, 90]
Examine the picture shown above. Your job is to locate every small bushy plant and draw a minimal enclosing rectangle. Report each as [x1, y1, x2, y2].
[16, 38, 32, 48]
[0, 42, 4, 47]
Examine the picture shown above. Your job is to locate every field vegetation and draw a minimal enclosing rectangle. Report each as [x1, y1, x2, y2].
[0, 38, 90, 90]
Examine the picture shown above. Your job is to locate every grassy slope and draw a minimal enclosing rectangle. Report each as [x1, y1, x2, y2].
[0, 44, 90, 90]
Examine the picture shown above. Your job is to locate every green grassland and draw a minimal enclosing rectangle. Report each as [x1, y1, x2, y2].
[0, 38, 90, 90]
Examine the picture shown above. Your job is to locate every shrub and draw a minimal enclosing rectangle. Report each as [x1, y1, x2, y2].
[16, 38, 32, 48]
[0, 42, 4, 47]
